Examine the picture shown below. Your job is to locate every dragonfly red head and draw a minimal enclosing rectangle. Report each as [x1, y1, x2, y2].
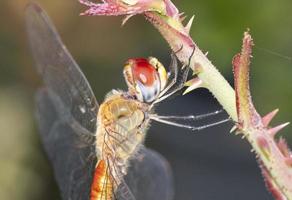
[124, 57, 167, 103]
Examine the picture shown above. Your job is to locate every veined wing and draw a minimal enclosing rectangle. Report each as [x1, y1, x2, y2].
[91, 147, 174, 200]
[36, 89, 96, 200]
[37, 90, 174, 200]
[99, 120, 174, 200]
[27, 3, 174, 200]
[123, 147, 174, 200]
[26, 3, 98, 134]
[26, 3, 99, 200]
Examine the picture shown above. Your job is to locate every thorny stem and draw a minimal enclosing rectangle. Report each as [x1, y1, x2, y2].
[147, 10, 292, 199]
[79, 0, 292, 199]
[233, 32, 292, 200]
[144, 12, 237, 120]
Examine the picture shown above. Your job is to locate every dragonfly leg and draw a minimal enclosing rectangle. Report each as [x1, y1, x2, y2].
[150, 109, 224, 121]
[150, 114, 231, 131]
[152, 66, 190, 106]
[152, 47, 196, 106]
[157, 53, 179, 99]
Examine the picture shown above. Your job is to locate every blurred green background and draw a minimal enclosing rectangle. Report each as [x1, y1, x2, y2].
[0, 0, 291, 199]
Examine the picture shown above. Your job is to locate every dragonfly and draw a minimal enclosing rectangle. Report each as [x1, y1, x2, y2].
[26, 3, 229, 200]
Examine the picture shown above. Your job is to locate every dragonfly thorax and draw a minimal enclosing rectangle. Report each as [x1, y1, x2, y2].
[123, 57, 167, 103]
[96, 92, 150, 171]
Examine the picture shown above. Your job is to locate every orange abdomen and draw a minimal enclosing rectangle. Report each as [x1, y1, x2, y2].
[90, 160, 113, 200]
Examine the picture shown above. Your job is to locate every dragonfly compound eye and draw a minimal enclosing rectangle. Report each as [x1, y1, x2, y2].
[124, 57, 167, 103]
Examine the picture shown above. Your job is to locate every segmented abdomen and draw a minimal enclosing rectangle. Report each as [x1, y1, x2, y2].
[90, 160, 113, 200]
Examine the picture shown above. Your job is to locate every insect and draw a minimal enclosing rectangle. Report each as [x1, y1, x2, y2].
[26, 3, 229, 200]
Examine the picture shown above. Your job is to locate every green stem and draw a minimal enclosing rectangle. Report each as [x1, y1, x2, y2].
[145, 12, 237, 120]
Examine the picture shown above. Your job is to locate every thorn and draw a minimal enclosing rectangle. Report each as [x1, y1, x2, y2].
[122, 14, 135, 26]
[184, 77, 201, 87]
[268, 122, 290, 137]
[179, 12, 185, 17]
[262, 109, 279, 127]
[180, 16, 187, 22]
[205, 51, 209, 56]
[185, 15, 194, 34]
[183, 77, 204, 95]
[235, 130, 241, 135]
[179, 13, 186, 22]
[230, 125, 237, 133]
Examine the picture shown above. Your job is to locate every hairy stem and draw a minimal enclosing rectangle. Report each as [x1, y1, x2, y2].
[79, 0, 292, 198]
[145, 12, 237, 120]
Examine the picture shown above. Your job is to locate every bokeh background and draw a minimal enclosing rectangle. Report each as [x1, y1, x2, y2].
[1, 0, 292, 199]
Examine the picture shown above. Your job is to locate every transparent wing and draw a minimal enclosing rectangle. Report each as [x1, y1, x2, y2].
[36, 88, 96, 200]
[123, 147, 174, 200]
[26, 2, 99, 199]
[37, 90, 174, 200]
[28, 3, 173, 200]
[97, 147, 174, 200]
[102, 123, 174, 200]
[102, 122, 174, 200]
[26, 3, 98, 134]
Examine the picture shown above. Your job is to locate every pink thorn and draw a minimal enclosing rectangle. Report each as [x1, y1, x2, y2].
[180, 15, 187, 22]
[164, 0, 179, 17]
[262, 109, 279, 127]
[268, 122, 290, 137]
[178, 12, 185, 17]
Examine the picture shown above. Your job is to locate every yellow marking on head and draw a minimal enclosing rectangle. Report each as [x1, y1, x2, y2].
[148, 57, 167, 90]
